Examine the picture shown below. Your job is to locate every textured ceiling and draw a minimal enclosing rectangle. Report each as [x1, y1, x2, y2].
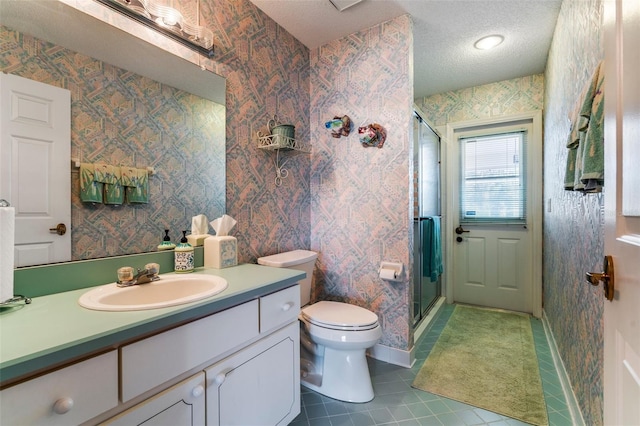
[249, 0, 562, 98]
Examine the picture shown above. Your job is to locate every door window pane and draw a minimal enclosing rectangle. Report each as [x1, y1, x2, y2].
[460, 131, 527, 224]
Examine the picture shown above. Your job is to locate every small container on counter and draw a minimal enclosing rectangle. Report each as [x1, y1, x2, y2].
[158, 229, 176, 251]
[174, 231, 194, 273]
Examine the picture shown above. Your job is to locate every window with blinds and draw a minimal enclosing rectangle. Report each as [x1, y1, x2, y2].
[459, 130, 527, 225]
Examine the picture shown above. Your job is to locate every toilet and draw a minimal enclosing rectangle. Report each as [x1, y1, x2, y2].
[257, 250, 382, 403]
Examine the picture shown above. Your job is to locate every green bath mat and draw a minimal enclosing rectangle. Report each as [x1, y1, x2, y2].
[412, 305, 548, 425]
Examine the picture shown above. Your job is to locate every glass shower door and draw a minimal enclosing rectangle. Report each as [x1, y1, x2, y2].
[412, 111, 442, 326]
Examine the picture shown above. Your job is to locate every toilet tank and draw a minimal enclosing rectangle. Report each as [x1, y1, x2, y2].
[257, 250, 318, 306]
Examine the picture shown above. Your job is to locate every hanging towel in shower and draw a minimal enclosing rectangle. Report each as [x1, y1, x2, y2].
[422, 216, 443, 282]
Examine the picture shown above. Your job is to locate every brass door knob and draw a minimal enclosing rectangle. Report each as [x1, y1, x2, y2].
[49, 223, 67, 236]
[586, 255, 615, 301]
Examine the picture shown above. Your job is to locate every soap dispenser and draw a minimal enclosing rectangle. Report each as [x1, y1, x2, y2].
[174, 231, 194, 273]
[158, 229, 176, 251]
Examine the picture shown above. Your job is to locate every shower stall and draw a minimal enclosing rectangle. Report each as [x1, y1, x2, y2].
[412, 109, 442, 327]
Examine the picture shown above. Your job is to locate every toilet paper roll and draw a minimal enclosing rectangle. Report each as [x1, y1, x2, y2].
[0, 206, 15, 302]
[379, 268, 397, 281]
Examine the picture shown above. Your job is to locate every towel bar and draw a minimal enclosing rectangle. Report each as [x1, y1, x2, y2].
[71, 158, 155, 175]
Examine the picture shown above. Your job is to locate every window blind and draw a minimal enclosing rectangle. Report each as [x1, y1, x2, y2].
[459, 130, 527, 225]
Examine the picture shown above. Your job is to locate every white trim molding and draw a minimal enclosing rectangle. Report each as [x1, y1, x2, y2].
[543, 311, 586, 426]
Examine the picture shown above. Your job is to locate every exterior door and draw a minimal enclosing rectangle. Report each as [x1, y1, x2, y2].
[445, 112, 543, 316]
[0, 73, 71, 266]
[453, 225, 532, 313]
[603, 0, 640, 423]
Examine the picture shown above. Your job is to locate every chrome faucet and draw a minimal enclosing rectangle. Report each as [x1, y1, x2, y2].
[117, 263, 160, 287]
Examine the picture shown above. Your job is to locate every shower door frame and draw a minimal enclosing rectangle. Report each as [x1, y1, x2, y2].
[412, 109, 443, 327]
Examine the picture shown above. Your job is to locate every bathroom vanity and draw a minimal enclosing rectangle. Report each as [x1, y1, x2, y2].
[0, 264, 303, 425]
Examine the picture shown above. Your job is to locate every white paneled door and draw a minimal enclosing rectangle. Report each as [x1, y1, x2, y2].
[0, 73, 71, 266]
[603, 0, 640, 424]
[445, 112, 542, 316]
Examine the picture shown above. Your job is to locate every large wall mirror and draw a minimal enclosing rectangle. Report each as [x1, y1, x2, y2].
[1, 1, 226, 266]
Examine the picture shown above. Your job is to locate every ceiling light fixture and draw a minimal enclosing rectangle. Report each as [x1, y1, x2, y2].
[474, 35, 504, 50]
[329, 0, 365, 12]
[95, 0, 214, 57]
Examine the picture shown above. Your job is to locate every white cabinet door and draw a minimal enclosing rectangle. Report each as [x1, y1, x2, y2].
[205, 322, 300, 426]
[103, 373, 206, 426]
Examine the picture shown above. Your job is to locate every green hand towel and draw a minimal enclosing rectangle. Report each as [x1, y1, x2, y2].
[565, 61, 605, 192]
[580, 61, 604, 192]
[98, 164, 124, 205]
[573, 132, 586, 191]
[564, 98, 583, 190]
[564, 146, 578, 190]
[79, 163, 103, 203]
[122, 167, 149, 204]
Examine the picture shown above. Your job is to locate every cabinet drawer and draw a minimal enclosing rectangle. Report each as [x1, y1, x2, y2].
[104, 373, 205, 425]
[260, 285, 300, 333]
[121, 300, 259, 402]
[0, 351, 118, 425]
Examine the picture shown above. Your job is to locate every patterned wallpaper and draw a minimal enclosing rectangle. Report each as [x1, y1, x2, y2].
[415, 74, 544, 127]
[1, 0, 312, 263]
[310, 15, 414, 350]
[201, 0, 312, 262]
[1, 26, 226, 260]
[543, 0, 604, 424]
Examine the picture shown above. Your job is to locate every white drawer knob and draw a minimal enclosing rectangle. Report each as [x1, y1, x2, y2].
[281, 302, 294, 311]
[214, 373, 227, 385]
[53, 397, 74, 414]
[191, 385, 205, 398]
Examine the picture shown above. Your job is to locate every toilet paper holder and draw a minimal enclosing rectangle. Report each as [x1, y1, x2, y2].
[378, 262, 404, 282]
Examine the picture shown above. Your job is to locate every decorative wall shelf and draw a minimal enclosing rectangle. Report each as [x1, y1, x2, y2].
[257, 134, 311, 153]
[256, 132, 310, 187]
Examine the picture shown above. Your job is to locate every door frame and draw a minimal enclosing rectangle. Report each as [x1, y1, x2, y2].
[443, 110, 543, 318]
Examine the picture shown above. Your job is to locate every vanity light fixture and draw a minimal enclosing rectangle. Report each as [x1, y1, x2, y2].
[94, 0, 214, 58]
[474, 34, 504, 50]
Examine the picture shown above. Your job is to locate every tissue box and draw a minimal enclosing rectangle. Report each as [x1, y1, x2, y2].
[187, 234, 211, 247]
[204, 236, 237, 269]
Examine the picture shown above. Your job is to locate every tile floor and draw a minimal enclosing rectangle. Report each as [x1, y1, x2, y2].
[290, 304, 574, 426]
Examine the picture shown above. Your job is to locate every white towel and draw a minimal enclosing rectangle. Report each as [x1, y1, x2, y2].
[0, 206, 15, 302]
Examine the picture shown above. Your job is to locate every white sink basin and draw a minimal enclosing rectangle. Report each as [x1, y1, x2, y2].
[78, 274, 228, 311]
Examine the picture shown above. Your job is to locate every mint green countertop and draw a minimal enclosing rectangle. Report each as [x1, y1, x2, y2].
[0, 264, 304, 387]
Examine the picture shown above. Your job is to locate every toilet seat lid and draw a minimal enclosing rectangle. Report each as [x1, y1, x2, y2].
[301, 301, 379, 330]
